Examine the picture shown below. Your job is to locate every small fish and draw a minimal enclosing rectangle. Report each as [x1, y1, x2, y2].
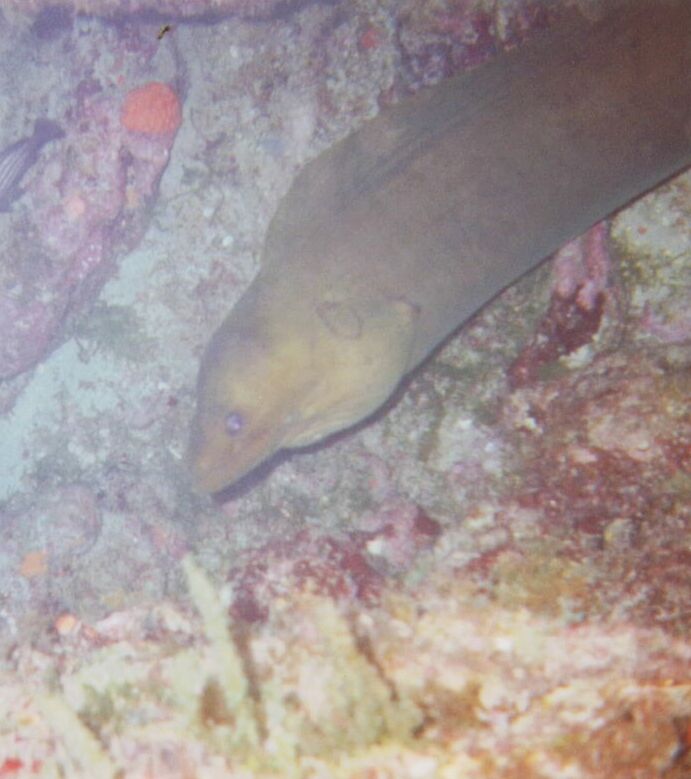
[0, 119, 64, 212]
[157, 24, 172, 41]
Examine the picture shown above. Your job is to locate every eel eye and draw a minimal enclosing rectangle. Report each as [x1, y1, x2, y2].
[224, 411, 245, 436]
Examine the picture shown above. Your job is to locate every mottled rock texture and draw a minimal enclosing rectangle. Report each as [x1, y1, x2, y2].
[5, 0, 307, 21]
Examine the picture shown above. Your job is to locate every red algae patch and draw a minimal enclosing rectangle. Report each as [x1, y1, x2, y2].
[121, 82, 182, 135]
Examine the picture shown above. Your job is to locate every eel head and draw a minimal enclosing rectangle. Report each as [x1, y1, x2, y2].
[188, 282, 417, 494]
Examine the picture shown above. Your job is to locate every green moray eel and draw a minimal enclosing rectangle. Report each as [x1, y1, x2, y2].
[188, 0, 691, 494]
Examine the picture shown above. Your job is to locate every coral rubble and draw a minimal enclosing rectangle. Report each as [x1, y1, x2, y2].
[1, 558, 689, 776]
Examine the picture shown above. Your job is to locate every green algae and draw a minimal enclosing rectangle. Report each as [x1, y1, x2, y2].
[73, 302, 154, 362]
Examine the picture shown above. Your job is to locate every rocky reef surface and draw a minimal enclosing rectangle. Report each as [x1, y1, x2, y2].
[0, 1, 689, 776]
[5, 0, 299, 21]
[0, 14, 183, 385]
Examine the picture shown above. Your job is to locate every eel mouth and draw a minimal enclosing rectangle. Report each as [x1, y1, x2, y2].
[189, 455, 238, 495]
[187, 417, 284, 494]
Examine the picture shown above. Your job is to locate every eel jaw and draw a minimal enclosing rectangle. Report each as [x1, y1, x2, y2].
[187, 410, 287, 494]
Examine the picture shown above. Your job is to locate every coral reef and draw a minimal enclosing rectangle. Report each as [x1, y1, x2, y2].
[0, 557, 689, 776]
[0, 0, 689, 775]
[0, 22, 183, 382]
[509, 222, 613, 388]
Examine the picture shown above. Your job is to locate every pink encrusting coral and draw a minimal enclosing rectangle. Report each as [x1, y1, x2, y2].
[0, 71, 182, 381]
[396, 0, 553, 88]
[226, 503, 440, 624]
[509, 222, 613, 388]
[121, 82, 182, 136]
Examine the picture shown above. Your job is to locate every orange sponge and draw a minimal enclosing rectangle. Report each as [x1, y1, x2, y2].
[121, 82, 182, 135]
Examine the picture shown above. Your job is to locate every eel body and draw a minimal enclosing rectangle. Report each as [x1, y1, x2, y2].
[189, 0, 691, 494]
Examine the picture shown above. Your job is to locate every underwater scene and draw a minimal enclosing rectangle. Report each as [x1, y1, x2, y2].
[0, 0, 689, 775]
